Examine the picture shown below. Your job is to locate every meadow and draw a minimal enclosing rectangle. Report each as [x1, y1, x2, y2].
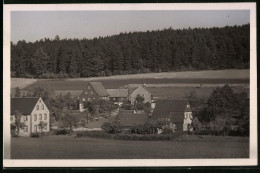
[11, 135, 249, 159]
[11, 69, 249, 99]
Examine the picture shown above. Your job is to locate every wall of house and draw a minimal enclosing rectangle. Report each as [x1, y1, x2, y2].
[79, 84, 109, 112]
[109, 97, 127, 103]
[183, 112, 193, 131]
[11, 114, 31, 137]
[130, 87, 151, 104]
[31, 98, 50, 134]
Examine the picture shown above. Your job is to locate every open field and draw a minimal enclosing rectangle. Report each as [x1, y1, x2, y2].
[11, 78, 37, 89]
[68, 69, 250, 81]
[53, 86, 249, 99]
[11, 135, 249, 159]
[12, 69, 249, 90]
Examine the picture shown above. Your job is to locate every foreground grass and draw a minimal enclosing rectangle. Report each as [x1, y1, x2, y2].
[11, 135, 249, 159]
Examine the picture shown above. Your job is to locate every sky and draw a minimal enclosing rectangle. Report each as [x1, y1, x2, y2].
[11, 10, 250, 43]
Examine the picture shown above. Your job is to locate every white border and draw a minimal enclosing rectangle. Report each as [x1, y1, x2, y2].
[3, 3, 257, 167]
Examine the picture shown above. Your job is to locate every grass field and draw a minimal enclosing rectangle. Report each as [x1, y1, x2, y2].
[11, 78, 37, 89]
[14, 69, 249, 90]
[11, 135, 249, 159]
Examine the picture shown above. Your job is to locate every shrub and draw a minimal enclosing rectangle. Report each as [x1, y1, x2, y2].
[76, 130, 108, 138]
[31, 132, 41, 138]
[101, 122, 122, 134]
[55, 129, 73, 135]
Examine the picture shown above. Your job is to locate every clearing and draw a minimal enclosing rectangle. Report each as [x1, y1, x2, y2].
[11, 135, 249, 159]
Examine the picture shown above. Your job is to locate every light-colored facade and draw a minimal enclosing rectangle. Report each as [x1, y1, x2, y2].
[183, 107, 193, 131]
[130, 85, 152, 105]
[11, 97, 50, 136]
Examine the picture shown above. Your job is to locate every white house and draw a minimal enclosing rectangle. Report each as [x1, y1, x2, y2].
[10, 97, 50, 136]
[129, 85, 152, 105]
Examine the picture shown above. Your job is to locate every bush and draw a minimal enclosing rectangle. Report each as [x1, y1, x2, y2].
[76, 131, 184, 141]
[101, 122, 122, 134]
[76, 130, 109, 138]
[55, 129, 73, 135]
[31, 132, 41, 138]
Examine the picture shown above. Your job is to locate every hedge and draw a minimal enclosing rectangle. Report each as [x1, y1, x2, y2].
[76, 131, 183, 141]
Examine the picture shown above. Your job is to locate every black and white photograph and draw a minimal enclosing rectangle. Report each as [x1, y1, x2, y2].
[3, 3, 257, 167]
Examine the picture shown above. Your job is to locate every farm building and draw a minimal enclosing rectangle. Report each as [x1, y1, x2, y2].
[128, 85, 153, 105]
[151, 100, 193, 132]
[106, 89, 129, 105]
[10, 97, 50, 136]
[79, 82, 109, 112]
[118, 110, 148, 129]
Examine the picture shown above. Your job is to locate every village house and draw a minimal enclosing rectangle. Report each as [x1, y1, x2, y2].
[10, 97, 50, 136]
[79, 82, 109, 112]
[151, 100, 193, 132]
[129, 85, 153, 105]
[106, 88, 129, 105]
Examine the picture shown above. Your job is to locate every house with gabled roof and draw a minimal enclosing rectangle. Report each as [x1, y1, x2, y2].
[129, 85, 153, 105]
[106, 89, 129, 105]
[79, 82, 109, 112]
[152, 99, 193, 131]
[10, 97, 50, 136]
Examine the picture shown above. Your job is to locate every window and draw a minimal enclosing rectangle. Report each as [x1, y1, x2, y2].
[85, 91, 88, 94]
[34, 114, 37, 121]
[44, 124, 47, 130]
[44, 113, 47, 120]
[187, 104, 190, 108]
[39, 114, 42, 120]
[41, 105, 44, 110]
[88, 85, 90, 89]
[36, 105, 39, 110]
[39, 100, 41, 103]
[93, 98, 95, 100]
[23, 115, 27, 121]
[91, 91, 93, 95]
[24, 126, 28, 132]
[82, 98, 85, 102]
[34, 125, 37, 132]
[88, 98, 91, 101]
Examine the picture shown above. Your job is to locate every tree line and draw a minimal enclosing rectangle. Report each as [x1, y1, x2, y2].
[11, 24, 249, 78]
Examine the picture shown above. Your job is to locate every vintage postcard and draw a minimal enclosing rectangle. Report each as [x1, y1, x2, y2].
[3, 3, 257, 167]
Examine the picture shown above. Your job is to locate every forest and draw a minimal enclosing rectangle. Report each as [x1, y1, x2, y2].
[11, 24, 250, 78]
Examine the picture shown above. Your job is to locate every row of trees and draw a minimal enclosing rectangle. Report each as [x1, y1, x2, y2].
[11, 24, 249, 78]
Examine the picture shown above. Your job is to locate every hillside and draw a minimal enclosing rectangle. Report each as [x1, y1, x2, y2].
[11, 24, 249, 78]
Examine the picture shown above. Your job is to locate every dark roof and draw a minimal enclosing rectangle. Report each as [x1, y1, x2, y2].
[89, 82, 109, 97]
[119, 111, 148, 127]
[152, 100, 191, 122]
[11, 97, 39, 115]
[106, 89, 128, 98]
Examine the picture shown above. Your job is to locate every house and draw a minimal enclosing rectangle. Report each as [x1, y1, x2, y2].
[79, 82, 109, 112]
[10, 97, 50, 136]
[106, 89, 128, 105]
[118, 110, 148, 129]
[151, 100, 193, 132]
[129, 85, 153, 105]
